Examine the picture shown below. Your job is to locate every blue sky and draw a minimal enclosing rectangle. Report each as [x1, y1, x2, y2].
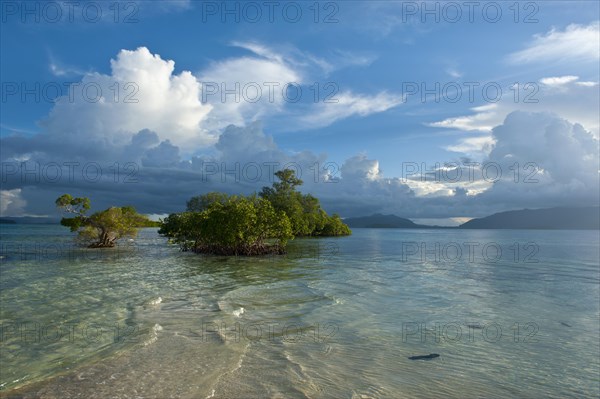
[1, 1, 599, 224]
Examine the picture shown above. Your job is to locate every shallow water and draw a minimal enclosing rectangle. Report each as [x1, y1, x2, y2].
[1, 225, 599, 398]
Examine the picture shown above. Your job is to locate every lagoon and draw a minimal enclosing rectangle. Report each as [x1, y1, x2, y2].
[1, 225, 599, 398]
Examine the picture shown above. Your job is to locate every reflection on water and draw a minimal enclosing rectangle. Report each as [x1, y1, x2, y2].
[1, 225, 599, 398]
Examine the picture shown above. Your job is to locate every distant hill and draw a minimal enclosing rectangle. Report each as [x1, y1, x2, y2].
[459, 207, 600, 230]
[344, 214, 425, 228]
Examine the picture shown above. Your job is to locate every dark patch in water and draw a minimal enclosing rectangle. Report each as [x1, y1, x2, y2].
[560, 322, 572, 328]
[466, 324, 484, 329]
[408, 353, 440, 360]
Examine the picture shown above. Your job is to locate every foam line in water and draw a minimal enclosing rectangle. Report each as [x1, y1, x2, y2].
[233, 307, 245, 317]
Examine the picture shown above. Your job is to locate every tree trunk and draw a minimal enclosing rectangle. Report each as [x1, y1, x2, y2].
[89, 229, 116, 248]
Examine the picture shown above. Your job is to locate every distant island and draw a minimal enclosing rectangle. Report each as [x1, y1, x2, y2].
[344, 214, 430, 228]
[4, 204, 598, 231]
[459, 207, 600, 230]
[346, 206, 600, 230]
[0, 217, 58, 224]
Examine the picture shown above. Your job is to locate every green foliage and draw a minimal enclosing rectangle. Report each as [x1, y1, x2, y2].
[158, 213, 186, 238]
[321, 214, 352, 236]
[186, 192, 230, 212]
[272, 169, 303, 194]
[259, 171, 307, 235]
[56, 194, 152, 248]
[159, 212, 207, 247]
[136, 218, 161, 228]
[259, 169, 351, 237]
[162, 195, 292, 255]
[160, 169, 350, 256]
[55, 194, 91, 214]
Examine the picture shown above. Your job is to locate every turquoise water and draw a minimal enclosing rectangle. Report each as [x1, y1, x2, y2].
[0, 225, 598, 398]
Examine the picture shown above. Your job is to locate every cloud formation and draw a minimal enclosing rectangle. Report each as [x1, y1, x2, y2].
[430, 76, 600, 136]
[0, 189, 27, 216]
[43, 47, 215, 152]
[200, 42, 400, 131]
[3, 109, 597, 221]
[508, 22, 600, 64]
[298, 91, 403, 129]
[198, 43, 302, 129]
[1, 48, 598, 222]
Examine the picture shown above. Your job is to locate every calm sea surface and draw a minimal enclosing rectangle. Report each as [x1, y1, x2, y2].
[1, 225, 599, 398]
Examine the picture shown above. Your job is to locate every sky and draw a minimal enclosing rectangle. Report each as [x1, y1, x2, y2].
[1, 0, 599, 225]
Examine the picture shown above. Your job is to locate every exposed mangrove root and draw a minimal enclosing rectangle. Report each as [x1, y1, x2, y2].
[87, 241, 117, 248]
[188, 242, 286, 256]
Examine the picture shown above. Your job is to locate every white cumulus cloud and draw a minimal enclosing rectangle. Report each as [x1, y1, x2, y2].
[42, 47, 215, 152]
